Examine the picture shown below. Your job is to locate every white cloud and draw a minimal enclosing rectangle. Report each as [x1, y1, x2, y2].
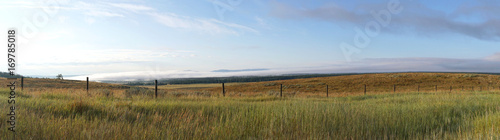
[484, 52, 500, 61]
[85, 17, 96, 24]
[85, 10, 124, 17]
[23, 48, 195, 66]
[58, 16, 69, 23]
[0, 1, 37, 8]
[107, 3, 154, 12]
[255, 16, 272, 29]
[149, 12, 257, 35]
[54, 1, 256, 35]
[2, 1, 256, 35]
[270, 1, 500, 41]
[33, 30, 73, 41]
[255, 16, 265, 26]
[73, 1, 125, 18]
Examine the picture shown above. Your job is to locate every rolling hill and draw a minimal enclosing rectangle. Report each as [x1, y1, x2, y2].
[1, 72, 499, 97]
[199, 73, 500, 96]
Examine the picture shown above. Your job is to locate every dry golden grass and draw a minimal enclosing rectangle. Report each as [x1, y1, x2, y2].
[140, 83, 244, 90]
[1, 88, 500, 139]
[1, 73, 499, 98]
[1, 73, 500, 139]
[197, 73, 500, 97]
[0, 77, 129, 90]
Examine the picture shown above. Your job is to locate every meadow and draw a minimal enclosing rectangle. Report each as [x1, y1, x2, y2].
[1, 73, 500, 139]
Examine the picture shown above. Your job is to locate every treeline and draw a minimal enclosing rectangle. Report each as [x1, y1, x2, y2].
[0, 71, 24, 78]
[124, 73, 362, 85]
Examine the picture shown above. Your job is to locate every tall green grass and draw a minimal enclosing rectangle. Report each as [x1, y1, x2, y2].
[0, 88, 499, 139]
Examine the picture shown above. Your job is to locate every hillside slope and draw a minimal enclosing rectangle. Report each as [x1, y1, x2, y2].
[201, 73, 500, 96]
[0, 77, 129, 90]
[2, 73, 499, 97]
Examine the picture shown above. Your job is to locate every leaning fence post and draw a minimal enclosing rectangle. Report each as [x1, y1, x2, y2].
[155, 80, 158, 98]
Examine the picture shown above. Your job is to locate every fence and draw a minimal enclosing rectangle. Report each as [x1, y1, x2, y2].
[12, 77, 500, 98]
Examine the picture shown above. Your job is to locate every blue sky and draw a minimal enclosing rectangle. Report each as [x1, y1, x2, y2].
[1, 0, 499, 81]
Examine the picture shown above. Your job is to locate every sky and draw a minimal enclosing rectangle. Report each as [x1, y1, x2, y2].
[1, 0, 500, 81]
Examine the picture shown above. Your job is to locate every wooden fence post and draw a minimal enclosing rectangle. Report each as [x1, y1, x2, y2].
[435, 85, 437, 92]
[155, 80, 158, 98]
[86, 77, 89, 92]
[21, 76, 24, 91]
[450, 86, 452, 92]
[326, 85, 329, 97]
[393, 85, 396, 93]
[364, 84, 367, 95]
[417, 85, 420, 92]
[280, 84, 283, 97]
[222, 83, 225, 97]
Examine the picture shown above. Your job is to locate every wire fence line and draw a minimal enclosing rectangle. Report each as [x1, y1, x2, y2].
[12, 77, 500, 98]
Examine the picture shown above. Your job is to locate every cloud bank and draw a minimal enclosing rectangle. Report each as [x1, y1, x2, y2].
[67, 53, 500, 81]
[270, 0, 500, 41]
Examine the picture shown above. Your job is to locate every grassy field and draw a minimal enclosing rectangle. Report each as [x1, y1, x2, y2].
[1, 73, 500, 139]
[0, 89, 499, 139]
[200, 73, 500, 96]
[140, 82, 245, 90]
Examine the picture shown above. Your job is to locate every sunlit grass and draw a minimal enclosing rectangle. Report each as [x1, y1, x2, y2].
[1, 87, 499, 139]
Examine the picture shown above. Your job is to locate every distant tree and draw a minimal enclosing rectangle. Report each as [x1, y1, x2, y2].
[56, 74, 63, 80]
